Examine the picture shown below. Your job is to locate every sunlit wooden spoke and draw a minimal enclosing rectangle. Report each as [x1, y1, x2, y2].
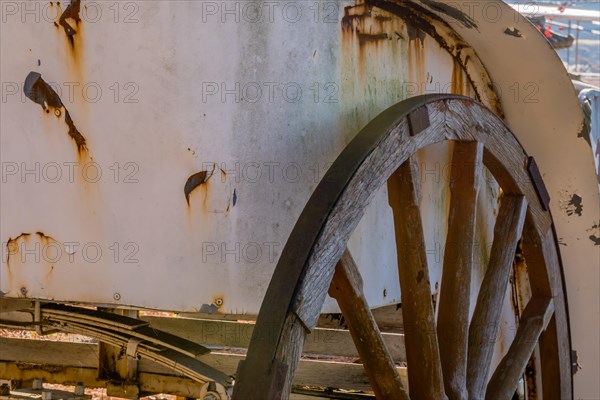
[437, 141, 484, 400]
[329, 250, 410, 400]
[485, 297, 555, 399]
[388, 158, 446, 400]
[467, 195, 528, 399]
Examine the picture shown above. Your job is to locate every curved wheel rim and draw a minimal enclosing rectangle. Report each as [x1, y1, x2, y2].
[233, 95, 572, 399]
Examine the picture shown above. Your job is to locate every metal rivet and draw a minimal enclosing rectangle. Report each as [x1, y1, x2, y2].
[20, 287, 27, 296]
[214, 298, 223, 306]
[113, 293, 121, 301]
[54, 109, 61, 117]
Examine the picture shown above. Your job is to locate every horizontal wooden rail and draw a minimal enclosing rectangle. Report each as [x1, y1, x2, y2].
[0, 337, 408, 392]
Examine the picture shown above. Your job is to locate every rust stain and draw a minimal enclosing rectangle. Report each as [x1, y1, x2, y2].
[587, 222, 600, 246]
[566, 194, 583, 216]
[361, 0, 502, 116]
[407, 24, 425, 44]
[451, 59, 465, 95]
[24, 72, 88, 155]
[358, 32, 389, 44]
[199, 296, 225, 313]
[64, 109, 87, 152]
[6, 233, 57, 268]
[58, 0, 81, 47]
[184, 170, 211, 205]
[504, 27, 523, 38]
[342, 3, 397, 65]
[5, 234, 31, 270]
[525, 354, 538, 399]
[24, 72, 62, 109]
[35, 232, 57, 244]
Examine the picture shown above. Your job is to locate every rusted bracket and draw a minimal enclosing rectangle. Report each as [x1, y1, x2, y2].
[407, 106, 430, 136]
[125, 338, 142, 381]
[33, 302, 59, 336]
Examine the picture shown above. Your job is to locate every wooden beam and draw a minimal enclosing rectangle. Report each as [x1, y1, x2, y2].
[0, 338, 408, 392]
[437, 141, 483, 400]
[0, 362, 208, 399]
[388, 158, 447, 400]
[485, 297, 554, 399]
[467, 195, 528, 399]
[141, 315, 406, 361]
[328, 250, 409, 400]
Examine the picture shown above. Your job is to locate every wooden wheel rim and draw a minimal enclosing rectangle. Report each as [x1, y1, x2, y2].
[233, 95, 572, 399]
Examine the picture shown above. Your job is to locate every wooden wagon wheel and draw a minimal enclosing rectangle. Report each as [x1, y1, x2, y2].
[232, 95, 572, 400]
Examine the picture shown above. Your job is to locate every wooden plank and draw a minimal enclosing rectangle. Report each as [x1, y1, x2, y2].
[388, 158, 447, 400]
[0, 338, 408, 392]
[0, 363, 209, 399]
[485, 297, 554, 399]
[141, 315, 406, 361]
[437, 141, 483, 400]
[328, 250, 409, 400]
[467, 195, 528, 399]
[193, 303, 406, 332]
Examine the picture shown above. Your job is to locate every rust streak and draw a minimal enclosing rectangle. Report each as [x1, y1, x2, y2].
[184, 171, 210, 205]
[504, 27, 523, 38]
[5, 234, 31, 270]
[24, 72, 88, 154]
[58, 0, 81, 47]
[361, 0, 502, 116]
[357, 32, 389, 44]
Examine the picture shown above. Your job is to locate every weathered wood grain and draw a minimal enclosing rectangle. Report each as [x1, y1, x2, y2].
[329, 250, 409, 400]
[141, 315, 406, 361]
[467, 195, 528, 398]
[437, 141, 483, 400]
[388, 159, 447, 400]
[485, 298, 554, 399]
[0, 338, 409, 392]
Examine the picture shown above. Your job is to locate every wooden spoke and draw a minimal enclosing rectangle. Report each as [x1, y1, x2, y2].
[467, 195, 528, 399]
[329, 250, 410, 400]
[485, 297, 555, 399]
[437, 141, 484, 400]
[388, 158, 447, 400]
